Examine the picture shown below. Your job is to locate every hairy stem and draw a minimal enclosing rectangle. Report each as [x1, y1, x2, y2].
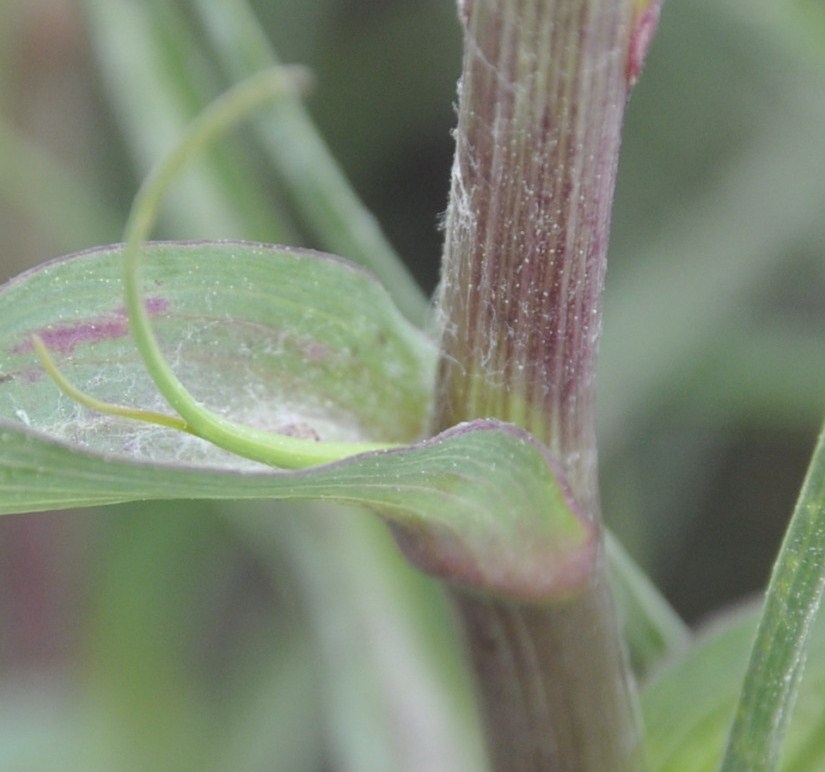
[456, 576, 639, 770]
[434, 0, 655, 767]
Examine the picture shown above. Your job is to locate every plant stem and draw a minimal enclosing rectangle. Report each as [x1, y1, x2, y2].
[455, 579, 639, 770]
[434, 0, 652, 767]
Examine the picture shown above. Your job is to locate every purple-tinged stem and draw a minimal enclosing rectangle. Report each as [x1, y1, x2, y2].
[435, 0, 639, 505]
[433, 0, 658, 767]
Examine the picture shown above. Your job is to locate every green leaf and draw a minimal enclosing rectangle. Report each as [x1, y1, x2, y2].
[642, 602, 825, 771]
[606, 531, 690, 676]
[0, 241, 593, 599]
[1, 417, 594, 600]
[642, 608, 760, 772]
[110, 66, 414, 469]
[0, 241, 433, 454]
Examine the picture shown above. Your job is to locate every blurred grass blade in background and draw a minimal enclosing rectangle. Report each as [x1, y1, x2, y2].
[79, 0, 296, 244]
[190, 0, 430, 325]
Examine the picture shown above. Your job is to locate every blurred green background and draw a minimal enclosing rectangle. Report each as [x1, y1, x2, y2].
[1, 0, 824, 768]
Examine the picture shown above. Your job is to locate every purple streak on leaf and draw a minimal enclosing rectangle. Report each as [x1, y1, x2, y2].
[11, 297, 170, 356]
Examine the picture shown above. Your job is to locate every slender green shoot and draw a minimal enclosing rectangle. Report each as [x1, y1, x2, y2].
[122, 67, 398, 469]
[34, 67, 397, 470]
[31, 333, 190, 433]
[719, 421, 825, 771]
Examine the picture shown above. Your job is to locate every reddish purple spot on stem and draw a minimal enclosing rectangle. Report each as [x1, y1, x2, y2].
[626, 0, 662, 88]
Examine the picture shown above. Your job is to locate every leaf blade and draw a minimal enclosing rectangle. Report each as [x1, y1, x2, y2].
[0, 241, 434, 462]
[0, 418, 595, 600]
[0, 242, 592, 599]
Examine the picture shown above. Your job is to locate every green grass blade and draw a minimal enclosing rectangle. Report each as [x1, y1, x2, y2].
[601, 23, 825, 453]
[79, 0, 296, 244]
[719, 422, 825, 771]
[0, 119, 122, 253]
[233, 503, 487, 772]
[191, 0, 430, 326]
